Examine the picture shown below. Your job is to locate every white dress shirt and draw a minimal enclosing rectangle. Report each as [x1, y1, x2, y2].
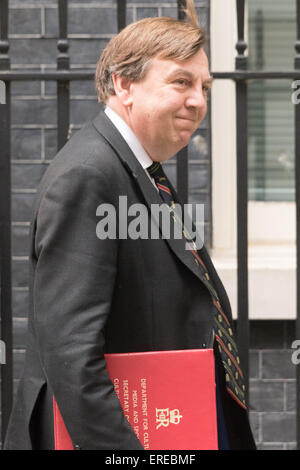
[104, 105, 157, 189]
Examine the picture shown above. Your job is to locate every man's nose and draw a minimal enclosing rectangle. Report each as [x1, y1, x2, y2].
[185, 88, 206, 110]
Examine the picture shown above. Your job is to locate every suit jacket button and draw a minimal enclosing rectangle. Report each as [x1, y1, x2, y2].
[74, 444, 81, 450]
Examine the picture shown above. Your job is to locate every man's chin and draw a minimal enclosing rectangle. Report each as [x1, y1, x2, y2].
[177, 130, 193, 146]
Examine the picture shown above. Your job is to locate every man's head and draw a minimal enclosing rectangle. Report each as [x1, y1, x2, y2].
[95, 14, 206, 104]
[95, 3, 212, 161]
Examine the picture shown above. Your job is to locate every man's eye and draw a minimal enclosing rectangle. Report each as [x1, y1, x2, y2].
[176, 79, 188, 86]
[203, 85, 210, 93]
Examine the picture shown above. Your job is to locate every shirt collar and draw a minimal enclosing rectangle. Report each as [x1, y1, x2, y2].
[104, 105, 153, 170]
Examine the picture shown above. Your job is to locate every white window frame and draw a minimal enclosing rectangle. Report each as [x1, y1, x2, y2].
[210, 0, 296, 319]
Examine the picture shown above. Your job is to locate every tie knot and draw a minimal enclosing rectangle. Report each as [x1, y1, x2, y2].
[147, 161, 165, 180]
[147, 161, 174, 203]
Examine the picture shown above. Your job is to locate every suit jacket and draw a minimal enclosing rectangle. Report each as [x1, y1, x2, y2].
[4, 108, 256, 450]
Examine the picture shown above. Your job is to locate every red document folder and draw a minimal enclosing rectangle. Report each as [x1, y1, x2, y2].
[53, 349, 218, 450]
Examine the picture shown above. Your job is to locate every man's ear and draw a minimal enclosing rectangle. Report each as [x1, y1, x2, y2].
[111, 73, 133, 106]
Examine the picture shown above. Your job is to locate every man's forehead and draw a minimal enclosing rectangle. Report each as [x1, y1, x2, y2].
[150, 51, 211, 81]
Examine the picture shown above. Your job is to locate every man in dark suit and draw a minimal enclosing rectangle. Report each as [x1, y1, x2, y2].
[4, 2, 256, 450]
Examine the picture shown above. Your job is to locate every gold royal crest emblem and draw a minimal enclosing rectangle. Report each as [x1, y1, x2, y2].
[155, 408, 183, 430]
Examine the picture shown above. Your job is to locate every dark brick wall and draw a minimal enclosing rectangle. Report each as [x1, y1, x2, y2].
[3, 0, 296, 450]
[248, 321, 297, 449]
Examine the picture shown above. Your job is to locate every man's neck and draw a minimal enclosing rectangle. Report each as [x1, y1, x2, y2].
[105, 98, 131, 130]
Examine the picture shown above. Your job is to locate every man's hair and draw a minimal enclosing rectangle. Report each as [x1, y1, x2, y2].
[95, 1, 206, 103]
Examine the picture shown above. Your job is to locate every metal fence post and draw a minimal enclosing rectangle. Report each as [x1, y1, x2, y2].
[294, 0, 300, 451]
[0, 0, 13, 445]
[235, 0, 250, 407]
[117, 0, 127, 32]
[176, 0, 189, 204]
[57, 0, 70, 151]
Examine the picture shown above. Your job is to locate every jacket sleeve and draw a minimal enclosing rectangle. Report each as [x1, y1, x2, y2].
[33, 162, 143, 450]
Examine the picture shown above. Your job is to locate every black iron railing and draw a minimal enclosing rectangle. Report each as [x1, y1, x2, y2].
[0, 0, 12, 446]
[0, 0, 299, 449]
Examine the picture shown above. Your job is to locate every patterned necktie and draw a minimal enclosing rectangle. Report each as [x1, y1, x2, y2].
[147, 161, 247, 410]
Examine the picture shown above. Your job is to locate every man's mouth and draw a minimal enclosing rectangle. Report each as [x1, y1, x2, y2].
[176, 116, 195, 122]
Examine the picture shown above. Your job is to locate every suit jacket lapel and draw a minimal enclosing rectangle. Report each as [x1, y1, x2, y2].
[92, 109, 223, 292]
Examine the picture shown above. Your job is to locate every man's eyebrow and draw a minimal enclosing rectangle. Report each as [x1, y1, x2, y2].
[167, 69, 214, 86]
[203, 76, 213, 87]
[167, 69, 194, 80]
